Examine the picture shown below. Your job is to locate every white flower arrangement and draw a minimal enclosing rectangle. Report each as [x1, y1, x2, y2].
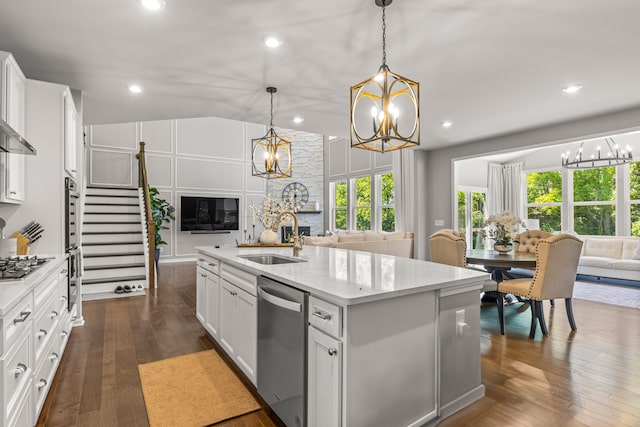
[482, 211, 526, 245]
[248, 193, 298, 231]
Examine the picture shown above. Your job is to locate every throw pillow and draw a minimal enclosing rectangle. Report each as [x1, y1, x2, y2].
[383, 230, 405, 240]
[632, 240, 640, 260]
[338, 233, 366, 243]
[364, 232, 385, 241]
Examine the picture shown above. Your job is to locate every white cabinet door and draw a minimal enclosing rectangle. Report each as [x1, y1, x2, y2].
[63, 91, 77, 178]
[205, 273, 219, 338]
[196, 266, 207, 325]
[2, 58, 26, 203]
[308, 327, 342, 427]
[218, 280, 236, 356]
[234, 287, 256, 384]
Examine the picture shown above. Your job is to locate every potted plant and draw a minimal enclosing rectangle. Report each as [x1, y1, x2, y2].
[481, 210, 525, 253]
[149, 187, 175, 267]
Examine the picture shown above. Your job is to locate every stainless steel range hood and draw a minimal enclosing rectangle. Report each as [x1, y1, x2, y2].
[0, 119, 37, 155]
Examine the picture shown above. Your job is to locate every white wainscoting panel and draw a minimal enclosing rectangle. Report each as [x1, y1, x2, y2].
[91, 123, 138, 150]
[176, 158, 243, 191]
[374, 151, 393, 168]
[350, 144, 372, 174]
[90, 149, 133, 187]
[176, 117, 244, 159]
[147, 154, 173, 188]
[141, 120, 172, 153]
[329, 138, 348, 178]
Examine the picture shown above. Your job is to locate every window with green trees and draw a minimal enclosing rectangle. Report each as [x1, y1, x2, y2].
[379, 173, 395, 232]
[354, 176, 371, 230]
[573, 166, 616, 235]
[629, 162, 640, 236]
[526, 170, 562, 232]
[332, 181, 347, 230]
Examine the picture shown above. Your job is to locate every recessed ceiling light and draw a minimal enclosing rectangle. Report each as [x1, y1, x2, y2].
[563, 84, 582, 94]
[263, 36, 283, 48]
[441, 121, 453, 128]
[128, 84, 144, 94]
[293, 117, 304, 124]
[141, 0, 166, 10]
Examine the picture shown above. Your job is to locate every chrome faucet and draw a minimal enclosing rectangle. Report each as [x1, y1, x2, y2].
[272, 210, 303, 257]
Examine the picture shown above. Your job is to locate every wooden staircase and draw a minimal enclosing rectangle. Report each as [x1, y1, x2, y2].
[82, 186, 149, 299]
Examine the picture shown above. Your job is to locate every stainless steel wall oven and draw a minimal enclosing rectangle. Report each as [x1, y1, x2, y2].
[65, 177, 80, 311]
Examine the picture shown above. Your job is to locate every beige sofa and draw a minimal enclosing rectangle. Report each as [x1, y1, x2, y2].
[577, 236, 640, 281]
[303, 231, 414, 258]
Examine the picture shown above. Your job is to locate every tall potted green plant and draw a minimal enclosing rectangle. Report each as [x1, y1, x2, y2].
[149, 187, 175, 269]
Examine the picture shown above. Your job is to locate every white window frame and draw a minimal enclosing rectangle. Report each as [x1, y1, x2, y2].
[330, 180, 348, 231]
[376, 172, 395, 232]
[570, 166, 617, 236]
[351, 175, 372, 231]
[524, 167, 564, 232]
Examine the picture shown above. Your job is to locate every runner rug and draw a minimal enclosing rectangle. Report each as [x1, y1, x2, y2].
[138, 350, 261, 427]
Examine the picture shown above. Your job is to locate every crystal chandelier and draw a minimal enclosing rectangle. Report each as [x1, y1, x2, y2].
[350, 0, 420, 153]
[252, 87, 292, 178]
[561, 137, 632, 169]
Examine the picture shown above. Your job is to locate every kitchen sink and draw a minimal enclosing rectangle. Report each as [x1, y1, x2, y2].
[238, 254, 307, 265]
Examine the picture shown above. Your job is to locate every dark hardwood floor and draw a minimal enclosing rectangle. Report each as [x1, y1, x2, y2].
[37, 262, 640, 426]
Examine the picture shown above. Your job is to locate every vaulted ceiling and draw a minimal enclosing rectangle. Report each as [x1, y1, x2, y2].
[1, 0, 639, 149]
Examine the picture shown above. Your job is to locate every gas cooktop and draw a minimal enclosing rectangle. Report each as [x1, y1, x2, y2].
[0, 255, 49, 281]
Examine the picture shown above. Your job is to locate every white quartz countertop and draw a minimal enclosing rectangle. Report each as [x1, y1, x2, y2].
[0, 255, 66, 316]
[196, 245, 487, 305]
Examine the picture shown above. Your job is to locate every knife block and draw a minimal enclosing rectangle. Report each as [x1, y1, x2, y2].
[10, 232, 29, 255]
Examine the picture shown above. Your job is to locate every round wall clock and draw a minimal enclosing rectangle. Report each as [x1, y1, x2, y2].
[282, 182, 309, 209]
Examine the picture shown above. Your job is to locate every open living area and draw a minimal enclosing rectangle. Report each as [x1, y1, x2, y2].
[0, 1, 639, 426]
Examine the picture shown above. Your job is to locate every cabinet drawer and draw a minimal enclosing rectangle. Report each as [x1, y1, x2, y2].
[34, 274, 58, 313]
[7, 378, 32, 427]
[33, 332, 60, 417]
[221, 263, 256, 296]
[33, 295, 60, 365]
[1, 293, 32, 356]
[197, 255, 220, 276]
[59, 310, 72, 355]
[2, 328, 32, 421]
[58, 271, 69, 314]
[309, 296, 342, 338]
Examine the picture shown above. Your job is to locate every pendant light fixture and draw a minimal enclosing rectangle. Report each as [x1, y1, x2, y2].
[252, 87, 292, 179]
[561, 137, 632, 169]
[350, 0, 420, 153]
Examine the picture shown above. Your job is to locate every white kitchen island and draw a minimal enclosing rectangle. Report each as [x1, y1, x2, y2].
[195, 245, 486, 427]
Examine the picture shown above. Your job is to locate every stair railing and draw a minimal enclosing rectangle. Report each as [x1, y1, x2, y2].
[136, 141, 156, 289]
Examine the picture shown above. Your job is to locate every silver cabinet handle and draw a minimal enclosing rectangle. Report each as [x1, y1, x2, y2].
[37, 329, 48, 339]
[71, 169, 76, 172]
[200, 273, 207, 277]
[37, 379, 48, 390]
[231, 291, 237, 296]
[61, 269, 68, 274]
[50, 310, 59, 319]
[328, 348, 338, 356]
[50, 352, 59, 361]
[9, 191, 16, 195]
[61, 330, 69, 337]
[61, 295, 68, 301]
[313, 311, 332, 321]
[12, 363, 27, 377]
[13, 311, 31, 324]
[197, 258, 204, 262]
[71, 316, 77, 321]
[208, 263, 216, 267]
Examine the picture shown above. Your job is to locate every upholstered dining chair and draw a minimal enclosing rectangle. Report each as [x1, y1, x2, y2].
[497, 233, 583, 338]
[508, 229, 555, 303]
[428, 229, 498, 293]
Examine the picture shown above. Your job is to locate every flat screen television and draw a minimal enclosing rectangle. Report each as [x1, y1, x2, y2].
[180, 196, 239, 231]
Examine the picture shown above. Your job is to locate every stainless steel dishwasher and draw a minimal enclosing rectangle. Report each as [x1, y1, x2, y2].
[257, 276, 308, 427]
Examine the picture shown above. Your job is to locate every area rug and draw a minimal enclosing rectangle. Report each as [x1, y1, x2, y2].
[573, 281, 640, 309]
[138, 350, 261, 427]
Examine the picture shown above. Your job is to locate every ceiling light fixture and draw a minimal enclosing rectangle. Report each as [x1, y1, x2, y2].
[293, 117, 304, 124]
[441, 120, 453, 128]
[251, 87, 292, 179]
[140, 0, 166, 11]
[562, 84, 582, 94]
[561, 137, 632, 169]
[128, 84, 143, 94]
[263, 36, 283, 48]
[350, 0, 420, 153]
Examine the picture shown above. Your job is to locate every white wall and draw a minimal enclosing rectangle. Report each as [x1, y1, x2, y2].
[86, 117, 324, 260]
[455, 158, 489, 188]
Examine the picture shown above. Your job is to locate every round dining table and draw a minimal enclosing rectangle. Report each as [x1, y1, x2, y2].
[466, 249, 537, 282]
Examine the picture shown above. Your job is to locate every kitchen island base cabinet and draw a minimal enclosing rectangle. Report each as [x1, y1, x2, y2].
[219, 280, 257, 385]
[308, 327, 341, 427]
[196, 263, 220, 338]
